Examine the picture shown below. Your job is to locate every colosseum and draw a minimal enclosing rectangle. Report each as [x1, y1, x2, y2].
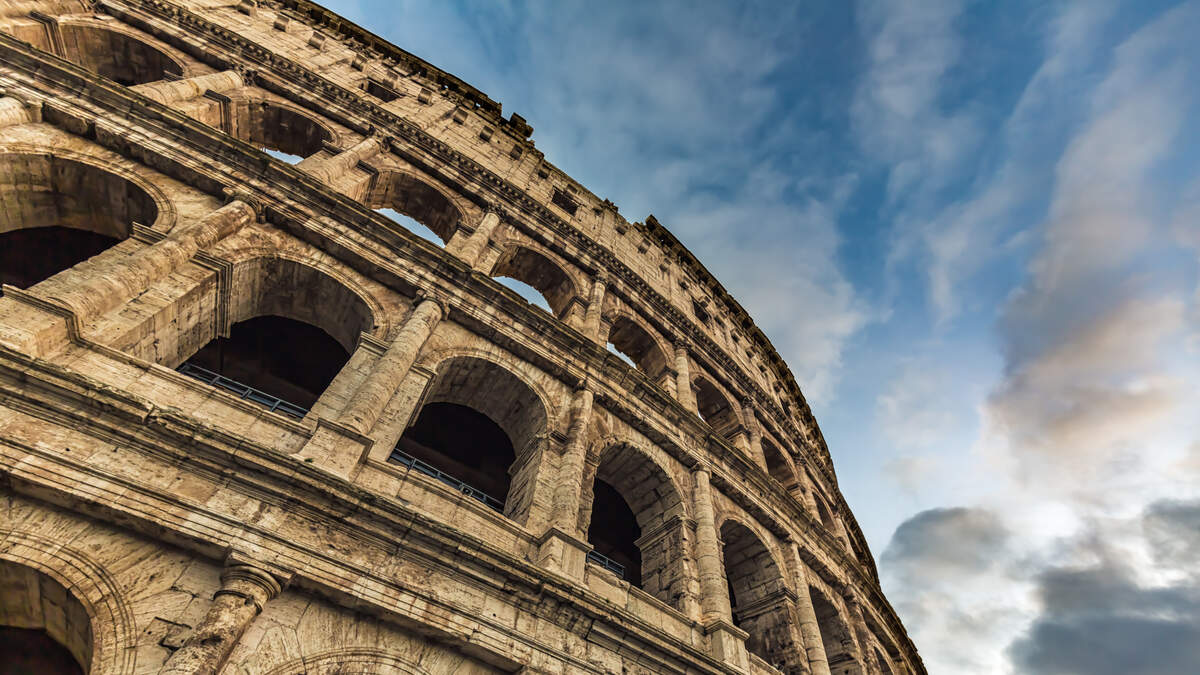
[0, 1, 924, 673]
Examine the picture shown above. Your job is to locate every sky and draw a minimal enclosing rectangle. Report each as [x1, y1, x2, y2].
[324, 1, 1200, 672]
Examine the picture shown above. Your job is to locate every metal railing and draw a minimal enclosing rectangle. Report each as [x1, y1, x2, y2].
[177, 362, 308, 419]
[387, 447, 505, 513]
[586, 550, 626, 579]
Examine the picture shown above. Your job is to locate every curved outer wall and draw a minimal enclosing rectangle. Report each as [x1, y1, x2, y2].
[0, 1, 923, 674]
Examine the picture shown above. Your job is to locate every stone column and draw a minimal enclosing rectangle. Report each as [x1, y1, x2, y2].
[581, 274, 607, 342]
[297, 135, 386, 185]
[43, 199, 258, 325]
[549, 387, 595, 535]
[447, 207, 501, 270]
[787, 543, 832, 675]
[160, 563, 283, 675]
[692, 468, 732, 623]
[338, 296, 443, 435]
[131, 70, 244, 106]
[845, 590, 880, 673]
[674, 343, 697, 413]
[742, 402, 769, 470]
[0, 96, 34, 127]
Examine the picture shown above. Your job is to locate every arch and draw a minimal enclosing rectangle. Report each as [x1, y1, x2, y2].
[582, 441, 690, 609]
[692, 376, 739, 437]
[230, 98, 335, 160]
[761, 436, 799, 493]
[401, 355, 549, 524]
[605, 314, 669, 379]
[719, 519, 805, 670]
[813, 492, 836, 532]
[177, 257, 376, 414]
[0, 152, 158, 290]
[809, 586, 861, 674]
[365, 171, 463, 244]
[58, 22, 184, 86]
[491, 245, 579, 320]
[0, 528, 137, 674]
[0, 560, 90, 674]
[264, 648, 431, 674]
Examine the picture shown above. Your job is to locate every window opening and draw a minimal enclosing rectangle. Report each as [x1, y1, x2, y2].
[585, 478, 641, 583]
[392, 402, 516, 509]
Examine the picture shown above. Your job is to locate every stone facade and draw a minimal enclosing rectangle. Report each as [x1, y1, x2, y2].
[0, 1, 924, 673]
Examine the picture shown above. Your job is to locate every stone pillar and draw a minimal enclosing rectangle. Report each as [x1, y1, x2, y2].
[787, 543, 832, 675]
[297, 135, 385, 185]
[131, 70, 243, 106]
[537, 387, 595, 579]
[674, 343, 697, 413]
[0, 96, 35, 127]
[581, 274, 606, 343]
[742, 402, 769, 470]
[845, 590, 880, 673]
[692, 468, 731, 623]
[338, 296, 443, 435]
[43, 199, 258, 326]
[447, 207, 501, 270]
[160, 563, 283, 675]
[549, 387, 595, 535]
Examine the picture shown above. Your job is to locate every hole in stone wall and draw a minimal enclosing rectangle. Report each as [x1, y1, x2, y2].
[184, 315, 348, 412]
[395, 402, 516, 506]
[586, 478, 641, 585]
[363, 78, 400, 103]
[233, 101, 332, 160]
[58, 23, 183, 86]
[550, 187, 578, 216]
[0, 153, 157, 293]
[0, 560, 92, 674]
[491, 247, 576, 319]
[365, 172, 461, 244]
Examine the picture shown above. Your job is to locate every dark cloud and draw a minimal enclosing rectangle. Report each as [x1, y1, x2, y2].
[882, 507, 1010, 574]
[1007, 500, 1200, 675]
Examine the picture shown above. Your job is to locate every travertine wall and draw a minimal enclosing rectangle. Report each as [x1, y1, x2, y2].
[0, 0, 924, 673]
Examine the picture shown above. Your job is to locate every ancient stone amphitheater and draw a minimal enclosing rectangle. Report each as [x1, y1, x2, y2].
[0, 1, 924, 673]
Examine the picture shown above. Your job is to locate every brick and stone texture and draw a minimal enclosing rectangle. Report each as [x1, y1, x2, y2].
[0, 1, 924, 673]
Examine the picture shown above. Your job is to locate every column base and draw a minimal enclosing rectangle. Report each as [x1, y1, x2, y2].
[535, 526, 592, 581]
[295, 417, 373, 480]
[704, 619, 750, 671]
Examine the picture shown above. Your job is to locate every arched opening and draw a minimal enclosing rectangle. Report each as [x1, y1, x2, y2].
[496, 277, 553, 314]
[176, 258, 374, 417]
[365, 171, 462, 244]
[231, 100, 333, 160]
[606, 316, 668, 378]
[587, 478, 641, 583]
[182, 316, 347, 415]
[491, 247, 578, 320]
[583, 443, 690, 610]
[810, 587, 861, 674]
[59, 23, 182, 86]
[0, 559, 91, 674]
[395, 357, 547, 522]
[0, 153, 157, 293]
[692, 377, 739, 437]
[762, 438, 799, 493]
[814, 491, 837, 532]
[720, 521, 806, 669]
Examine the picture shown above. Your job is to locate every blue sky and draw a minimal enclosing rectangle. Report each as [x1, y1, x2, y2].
[327, 1, 1200, 672]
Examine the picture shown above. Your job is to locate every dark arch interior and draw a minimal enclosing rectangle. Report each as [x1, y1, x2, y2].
[184, 315, 348, 412]
[395, 402, 516, 506]
[491, 247, 577, 319]
[0, 227, 119, 291]
[0, 628, 83, 675]
[365, 172, 461, 243]
[762, 439, 798, 492]
[693, 377, 739, 436]
[721, 521, 803, 668]
[812, 587, 858, 672]
[587, 478, 641, 584]
[59, 24, 182, 86]
[234, 101, 332, 159]
[606, 316, 668, 378]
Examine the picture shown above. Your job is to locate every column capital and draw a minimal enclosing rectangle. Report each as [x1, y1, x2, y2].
[412, 290, 448, 317]
[222, 188, 266, 222]
[216, 564, 285, 613]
